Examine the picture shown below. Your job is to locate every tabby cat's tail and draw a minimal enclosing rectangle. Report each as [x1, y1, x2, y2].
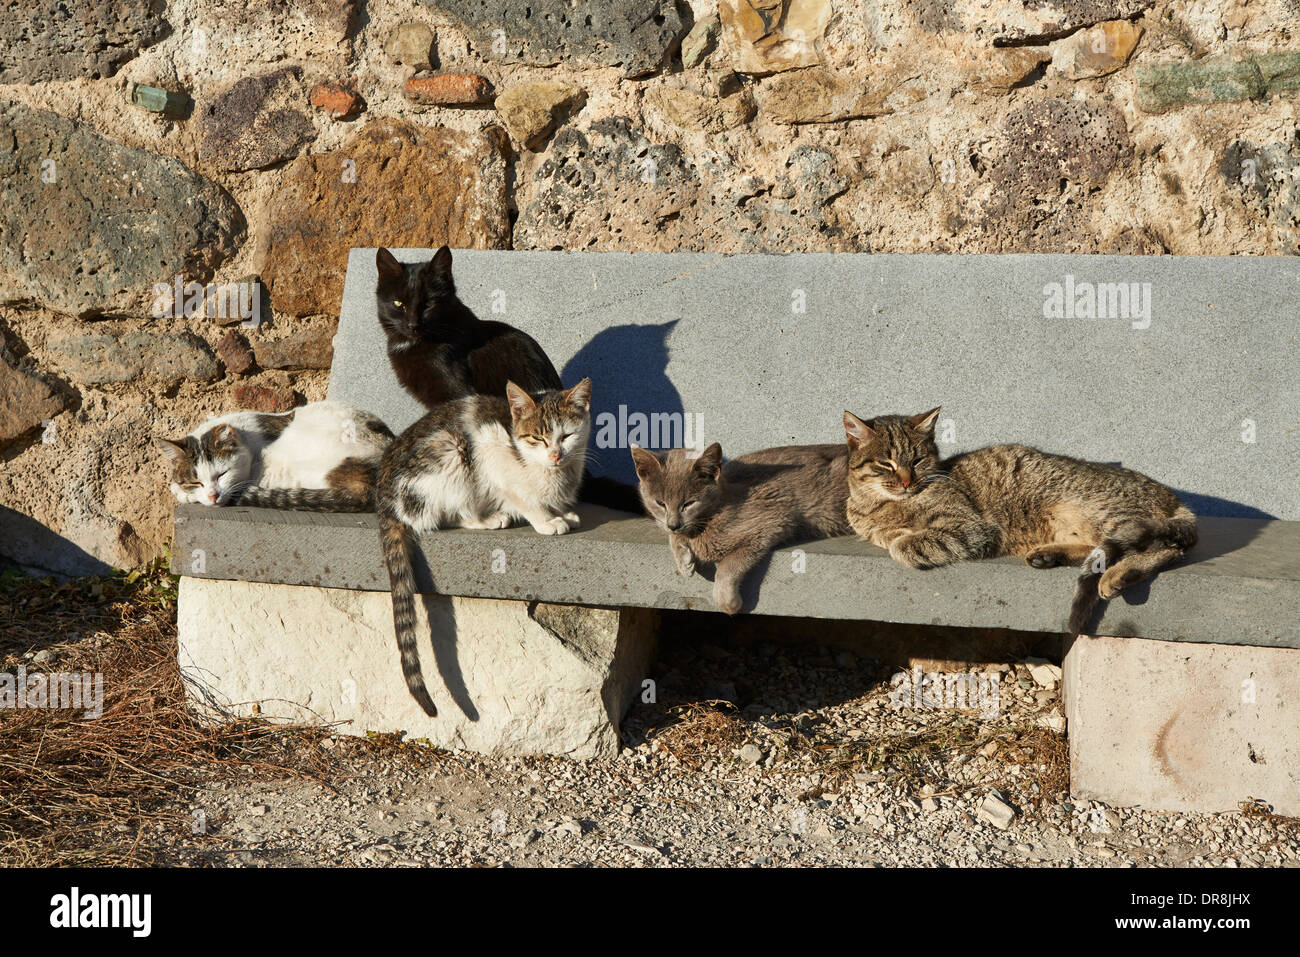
[233, 486, 374, 512]
[379, 512, 437, 717]
[1067, 506, 1198, 635]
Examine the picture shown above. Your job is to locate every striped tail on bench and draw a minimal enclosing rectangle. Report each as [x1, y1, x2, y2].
[379, 513, 438, 717]
[232, 486, 375, 512]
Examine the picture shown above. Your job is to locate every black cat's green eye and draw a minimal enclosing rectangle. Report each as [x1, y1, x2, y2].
[393, 300, 404, 308]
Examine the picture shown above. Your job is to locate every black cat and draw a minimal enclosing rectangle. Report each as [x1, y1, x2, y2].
[376, 246, 560, 406]
[375, 246, 640, 513]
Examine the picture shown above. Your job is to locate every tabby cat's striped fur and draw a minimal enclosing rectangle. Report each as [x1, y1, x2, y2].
[843, 407, 1197, 634]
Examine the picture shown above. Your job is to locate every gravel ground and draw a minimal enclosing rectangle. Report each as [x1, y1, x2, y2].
[153, 629, 1299, 869]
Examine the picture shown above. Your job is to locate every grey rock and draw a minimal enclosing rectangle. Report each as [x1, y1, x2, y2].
[0, 102, 246, 318]
[385, 22, 436, 69]
[681, 14, 719, 69]
[424, 0, 684, 77]
[0, 0, 169, 83]
[46, 331, 220, 385]
[739, 744, 764, 764]
[514, 117, 850, 252]
[199, 68, 315, 172]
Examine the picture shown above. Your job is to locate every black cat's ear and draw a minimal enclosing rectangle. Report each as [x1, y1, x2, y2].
[505, 381, 535, 419]
[843, 411, 874, 449]
[563, 377, 592, 411]
[693, 442, 723, 482]
[154, 436, 188, 463]
[428, 245, 454, 281]
[376, 248, 404, 286]
[419, 245, 455, 292]
[629, 444, 662, 480]
[910, 407, 941, 436]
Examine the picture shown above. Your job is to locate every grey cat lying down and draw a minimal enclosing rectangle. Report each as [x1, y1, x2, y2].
[630, 442, 851, 614]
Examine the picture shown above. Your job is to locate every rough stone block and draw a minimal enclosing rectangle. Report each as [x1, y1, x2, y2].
[1064, 634, 1300, 815]
[178, 578, 657, 759]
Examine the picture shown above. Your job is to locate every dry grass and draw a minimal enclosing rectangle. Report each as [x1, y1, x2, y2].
[0, 559, 359, 867]
[811, 721, 1069, 807]
[645, 700, 749, 770]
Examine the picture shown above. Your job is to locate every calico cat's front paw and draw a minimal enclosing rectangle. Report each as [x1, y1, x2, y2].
[532, 515, 572, 535]
[466, 512, 512, 530]
[712, 579, 743, 615]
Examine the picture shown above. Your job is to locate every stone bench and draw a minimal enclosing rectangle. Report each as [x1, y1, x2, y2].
[174, 250, 1300, 814]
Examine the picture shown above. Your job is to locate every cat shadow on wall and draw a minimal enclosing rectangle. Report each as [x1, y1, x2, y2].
[561, 320, 684, 487]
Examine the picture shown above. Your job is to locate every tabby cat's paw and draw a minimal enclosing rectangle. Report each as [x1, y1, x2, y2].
[1025, 546, 1067, 569]
[1098, 566, 1143, 600]
[675, 556, 696, 577]
[889, 535, 936, 570]
[532, 516, 571, 535]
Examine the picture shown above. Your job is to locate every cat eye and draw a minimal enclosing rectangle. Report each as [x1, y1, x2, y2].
[393, 300, 404, 308]
[683, 500, 698, 508]
[654, 499, 665, 508]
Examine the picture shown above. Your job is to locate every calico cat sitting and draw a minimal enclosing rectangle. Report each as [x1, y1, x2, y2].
[842, 406, 1198, 633]
[375, 246, 639, 513]
[630, 442, 851, 615]
[156, 402, 393, 510]
[378, 378, 593, 716]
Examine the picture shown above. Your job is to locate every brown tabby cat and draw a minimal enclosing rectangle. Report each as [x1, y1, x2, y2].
[842, 407, 1198, 633]
[630, 442, 851, 615]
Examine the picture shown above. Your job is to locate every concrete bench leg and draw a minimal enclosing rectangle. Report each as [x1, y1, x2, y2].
[177, 578, 658, 759]
[1063, 634, 1300, 816]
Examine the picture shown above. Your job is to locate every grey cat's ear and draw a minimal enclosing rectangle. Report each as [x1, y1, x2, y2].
[505, 381, 535, 419]
[694, 442, 723, 482]
[563, 377, 592, 411]
[910, 407, 942, 435]
[843, 411, 874, 449]
[376, 248, 403, 285]
[629, 444, 662, 480]
[153, 436, 188, 463]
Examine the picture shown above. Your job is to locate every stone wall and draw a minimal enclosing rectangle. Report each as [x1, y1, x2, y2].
[1, 0, 1297, 573]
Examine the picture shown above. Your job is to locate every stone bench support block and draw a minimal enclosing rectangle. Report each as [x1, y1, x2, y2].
[178, 577, 657, 759]
[1064, 634, 1300, 816]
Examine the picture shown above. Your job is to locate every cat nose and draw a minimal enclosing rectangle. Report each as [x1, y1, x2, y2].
[666, 517, 681, 531]
[549, 451, 561, 463]
[898, 471, 913, 488]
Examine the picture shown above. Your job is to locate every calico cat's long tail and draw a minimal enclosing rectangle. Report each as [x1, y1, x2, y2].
[379, 512, 438, 717]
[1068, 506, 1198, 635]
[233, 486, 374, 511]
[578, 469, 643, 514]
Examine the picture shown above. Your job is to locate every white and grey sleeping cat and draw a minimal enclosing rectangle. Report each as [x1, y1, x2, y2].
[156, 401, 394, 510]
[378, 378, 593, 716]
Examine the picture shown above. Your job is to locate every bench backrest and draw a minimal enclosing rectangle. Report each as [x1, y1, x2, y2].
[330, 250, 1299, 521]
